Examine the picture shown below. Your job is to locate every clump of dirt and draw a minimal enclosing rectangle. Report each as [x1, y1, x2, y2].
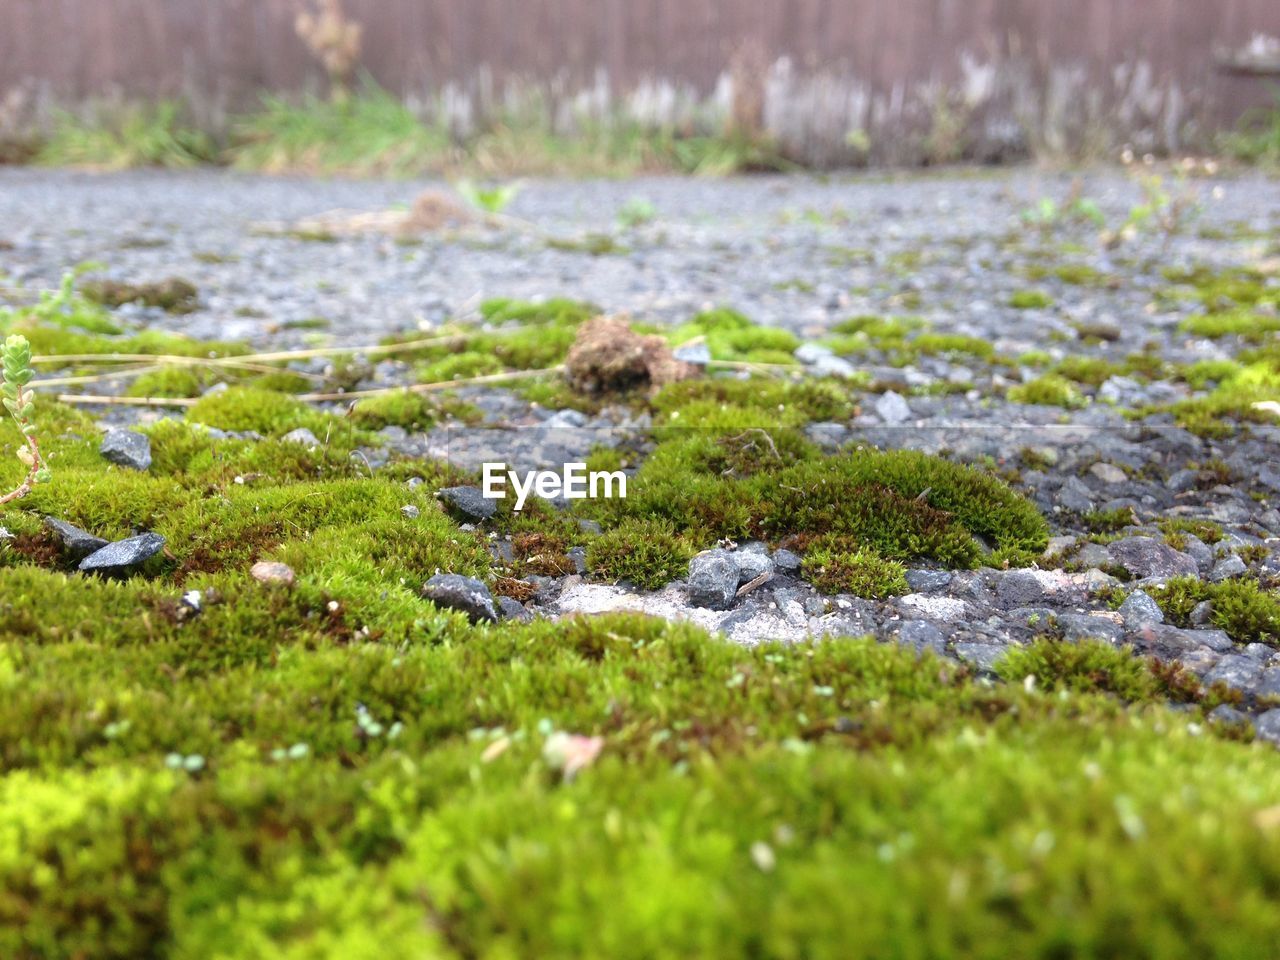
[274, 189, 474, 241]
[564, 315, 699, 395]
[82, 277, 199, 313]
[399, 190, 474, 233]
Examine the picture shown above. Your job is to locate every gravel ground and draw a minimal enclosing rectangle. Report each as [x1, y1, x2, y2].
[3, 166, 1280, 735]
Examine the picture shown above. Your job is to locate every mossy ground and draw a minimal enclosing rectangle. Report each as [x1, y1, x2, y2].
[4, 286, 1280, 955]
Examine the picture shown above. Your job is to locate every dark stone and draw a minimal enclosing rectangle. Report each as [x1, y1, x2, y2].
[953, 643, 1007, 673]
[1206, 704, 1252, 731]
[772, 549, 802, 575]
[1117, 590, 1164, 627]
[1203, 654, 1263, 693]
[1256, 709, 1280, 746]
[436, 485, 496, 521]
[44, 517, 109, 560]
[905, 569, 952, 593]
[1058, 614, 1125, 645]
[1106, 537, 1198, 580]
[78, 532, 166, 574]
[734, 547, 774, 584]
[421, 573, 498, 623]
[687, 550, 739, 610]
[99, 429, 152, 471]
[995, 569, 1045, 607]
[496, 596, 532, 622]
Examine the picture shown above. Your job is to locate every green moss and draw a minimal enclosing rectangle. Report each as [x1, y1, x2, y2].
[416, 351, 504, 383]
[802, 542, 908, 597]
[1008, 374, 1086, 409]
[669, 308, 800, 364]
[479, 298, 598, 327]
[1181, 309, 1280, 341]
[585, 517, 694, 589]
[1009, 289, 1054, 309]
[1149, 576, 1280, 646]
[911, 333, 994, 360]
[185, 386, 336, 438]
[600, 410, 1048, 567]
[80, 277, 199, 314]
[349, 390, 438, 430]
[126, 365, 220, 398]
[1168, 361, 1280, 436]
[3, 613, 1280, 956]
[996, 638, 1202, 704]
[1052, 356, 1123, 387]
[1179, 359, 1243, 390]
[1083, 507, 1134, 533]
[1024, 263, 1115, 287]
[1158, 517, 1223, 545]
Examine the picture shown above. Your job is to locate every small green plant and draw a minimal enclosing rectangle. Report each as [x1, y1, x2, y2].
[1009, 289, 1054, 310]
[1008, 374, 1086, 409]
[1, 335, 50, 505]
[802, 543, 908, 597]
[617, 197, 657, 229]
[456, 179, 522, 214]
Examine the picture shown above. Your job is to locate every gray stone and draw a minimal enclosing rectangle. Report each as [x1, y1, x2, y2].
[874, 391, 912, 424]
[673, 340, 712, 365]
[995, 569, 1046, 607]
[1106, 537, 1198, 579]
[250, 561, 296, 585]
[905, 569, 952, 593]
[281, 428, 320, 447]
[687, 550, 739, 610]
[1189, 599, 1214, 626]
[400, 504, 420, 519]
[813, 355, 857, 379]
[1257, 669, 1280, 698]
[567, 546, 588, 576]
[1089, 462, 1127, 485]
[893, 620, 947, 654]
[1206, 704, 1252, 731]
[1117, 590, 1164, 627]
[78, 532, 166, 574]
[421, 573, 498, 623]
[1180, 536, 1215, 574]
[99, 429, 151, 471]
[1203, 654, 1263, 693]
[1075, 542, 1112, 570]
[436, 485, 496, 521]
[1057, 476, 1095, 513]
[794, 342, 834, 365]
[1209, 553, 1247, 582]
[496, 596, 533, 622]
[1255, 710, 1280, 746]
[953, 643, 1007, 673]
[772, 549, 802, 575]
[734, 549, 774, 585]
[43, 517, 108, 560]
[1058, 614, 1125, 644]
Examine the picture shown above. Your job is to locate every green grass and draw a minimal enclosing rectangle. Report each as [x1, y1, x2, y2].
[1008, 374, 1086, 409]
[29, 85, 792, 178]
[35, 102, 216, 170]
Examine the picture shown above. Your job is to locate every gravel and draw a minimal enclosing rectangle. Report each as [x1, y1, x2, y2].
[5, 167, 1280, 726]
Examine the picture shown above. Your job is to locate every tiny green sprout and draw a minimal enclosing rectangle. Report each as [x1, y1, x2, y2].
[456, 179, 522, 215]
[1, 334, 49, 506]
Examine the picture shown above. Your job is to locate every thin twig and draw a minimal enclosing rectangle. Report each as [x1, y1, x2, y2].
[51, 366, 564, 409]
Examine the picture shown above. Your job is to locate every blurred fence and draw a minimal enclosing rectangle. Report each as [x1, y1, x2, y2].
[2, 0, 1279, 164]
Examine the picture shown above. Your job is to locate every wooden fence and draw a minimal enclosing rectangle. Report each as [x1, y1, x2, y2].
[2, 0, 1279, 163]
